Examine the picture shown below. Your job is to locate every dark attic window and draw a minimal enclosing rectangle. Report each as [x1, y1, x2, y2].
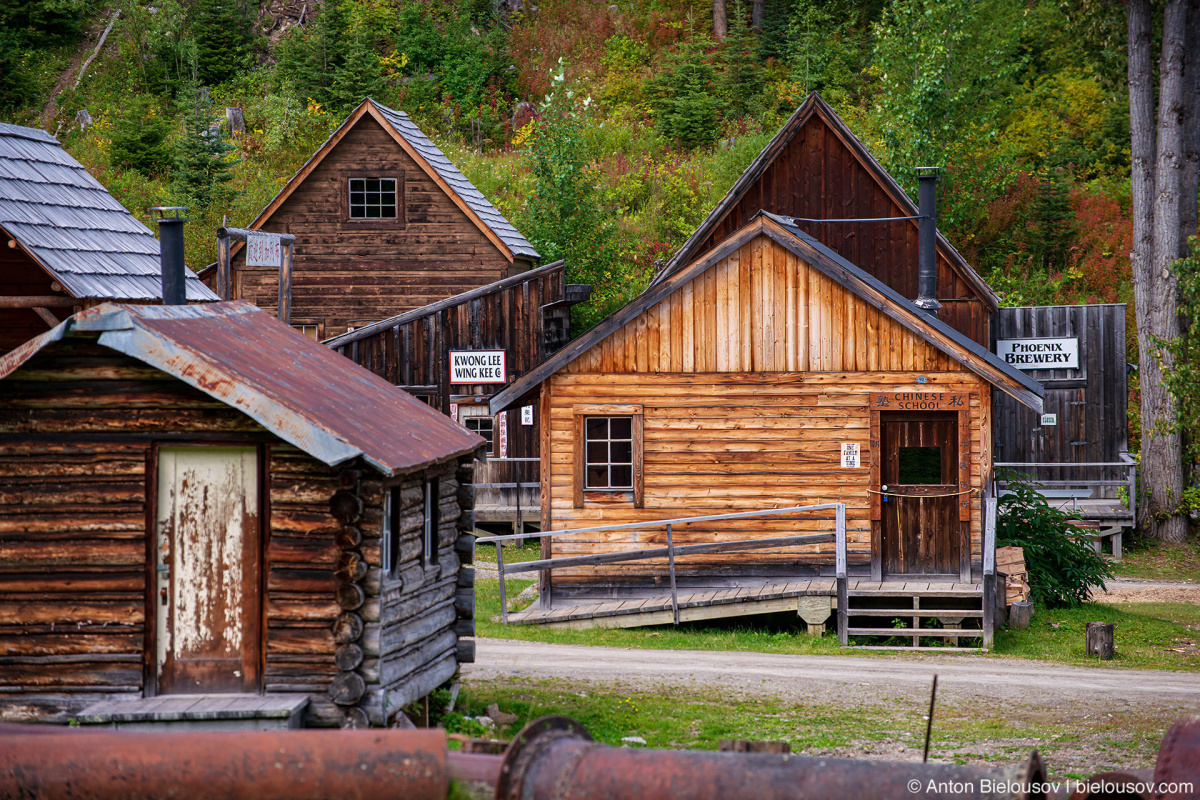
[898, 447, 943, 485]
[348, 177, 397, 219]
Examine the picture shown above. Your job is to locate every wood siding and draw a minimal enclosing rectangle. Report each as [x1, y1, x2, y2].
[227, 116, 523, 338]
[0, 242, 78, 355]
[545, 235, 992, 591]
[992, 304, 1128, 486]
[335, 265, 569, 520]
[689, 112, 990, 346]
[0, 338, 471, 726]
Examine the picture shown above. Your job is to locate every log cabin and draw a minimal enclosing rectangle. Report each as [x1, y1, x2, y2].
[0, 122, 217, 354]
[489, 212, 1043, 647]
[325, 260, 591, 535]
[199, 98, 539, 339]
[0, 300, 484, 728]
[653, 93, 998, 347]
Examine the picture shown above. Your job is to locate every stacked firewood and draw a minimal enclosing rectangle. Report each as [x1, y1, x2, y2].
[996, 546, 1030, 605]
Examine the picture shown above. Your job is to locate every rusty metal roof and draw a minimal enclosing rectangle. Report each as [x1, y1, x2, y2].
[0, 301, 482, 475]
[0, 122, 217, 302]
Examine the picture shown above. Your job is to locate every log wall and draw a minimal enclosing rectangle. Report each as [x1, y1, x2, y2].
[543, 234, 993, 591]
[0, 337, 472, 726]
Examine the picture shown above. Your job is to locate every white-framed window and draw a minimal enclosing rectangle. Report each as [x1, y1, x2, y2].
[458, 405, 495, 455]
[292, 323, 320, 340]
[348, 177, 397, 219]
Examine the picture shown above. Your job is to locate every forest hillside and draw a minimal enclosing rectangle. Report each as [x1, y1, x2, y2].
[0, 0, 1135, 334]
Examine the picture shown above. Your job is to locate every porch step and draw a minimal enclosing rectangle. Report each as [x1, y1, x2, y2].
[846, 608, 982, 617]
[846, 627, 982, 637]
[75, 694, 309, 731]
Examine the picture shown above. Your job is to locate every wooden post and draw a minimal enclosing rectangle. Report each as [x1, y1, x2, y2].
[216, 233, 232, 300]
[496, 543, 508, 624]
[983, 497, 997, 647]
[835, 503, 848, 645]
[1086, 622, 1114, 659]
[667, 523, 678, 626]
[278, 241, 293, 324]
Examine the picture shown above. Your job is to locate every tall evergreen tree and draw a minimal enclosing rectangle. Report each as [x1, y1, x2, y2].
[721, 0, 762, 119]
[329, 22, 383, 110]
[655, 22, 720, 148]
[193, 0, 250, 86]
[1031, 167, 1074, 273]
[172, 85, 240, 212]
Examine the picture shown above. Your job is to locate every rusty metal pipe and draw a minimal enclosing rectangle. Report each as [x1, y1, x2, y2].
[497, 717, 1047, 800]
[449, 750, 504, 786]
[0, 728, 449, 800]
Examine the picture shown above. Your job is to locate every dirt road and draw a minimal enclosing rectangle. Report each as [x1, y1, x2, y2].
[467, 639, 1199, 707]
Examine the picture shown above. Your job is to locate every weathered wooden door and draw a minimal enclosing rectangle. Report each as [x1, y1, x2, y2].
[879, 413, 960, 575]
[155, 446, 261, 694]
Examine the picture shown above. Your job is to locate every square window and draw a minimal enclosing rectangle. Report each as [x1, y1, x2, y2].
[584, 415, 634, 490]
[349, 177, 400, 220]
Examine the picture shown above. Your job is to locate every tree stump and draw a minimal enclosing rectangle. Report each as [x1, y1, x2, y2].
[1009, 601, 1033, 630]
[1086, 622, 1115, 660]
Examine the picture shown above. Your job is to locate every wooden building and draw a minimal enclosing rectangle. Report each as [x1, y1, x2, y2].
[325, 261, 590, 532]
[490, 213, 1042, 646]
[652, 93, 998, 347]
[0, 301, 483, 728]
[0, 122, 216, 354]
[992, 304, 1134, 553]
[199, 99, 540, 339]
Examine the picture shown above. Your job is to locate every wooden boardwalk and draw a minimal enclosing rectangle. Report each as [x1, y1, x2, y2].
[76, 694, 310, 731]
[505, 579, 981, 632]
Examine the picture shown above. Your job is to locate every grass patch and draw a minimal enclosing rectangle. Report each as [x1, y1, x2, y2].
[474, 538, 543, 566]
[452, 677, 1171, 772]
[475, 579, 1200, 670]
[1110, 536, 1200, 582]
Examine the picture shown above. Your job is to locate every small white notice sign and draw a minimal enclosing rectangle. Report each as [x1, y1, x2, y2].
[449, 350, 506, 384]
[1041, 413, 1057, 426]
[840, 442, 861, 469]
[996, 337, 1079, 370]
[245, 232, 282, 267]
[521, 405, 534, 425]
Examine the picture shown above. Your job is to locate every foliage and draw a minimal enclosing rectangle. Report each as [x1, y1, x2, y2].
[719, 1, 762, 120]
[0, 0, 85, 111]
[996, 473, 1111, 609]
[109, 98, 171, 177]
[653, 20, 720, 149]
[1156, 244, 1200, 468]
[171, 85, 240, 212]
[193, 0, 251, 87]
[522, 64, 641, 330]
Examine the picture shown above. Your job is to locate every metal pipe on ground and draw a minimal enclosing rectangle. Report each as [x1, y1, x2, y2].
[496, 717, 1047, 800]
[0, 728, 457, 800]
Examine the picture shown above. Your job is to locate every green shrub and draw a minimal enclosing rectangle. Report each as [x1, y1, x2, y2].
[996, 473, 1111, 608]
[109, 99, 171, 177]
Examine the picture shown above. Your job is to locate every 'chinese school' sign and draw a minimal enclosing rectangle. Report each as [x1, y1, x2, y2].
[449, 350, 507, 384]
[996, 338, 1079, 370]
[245, 232, 282, 267]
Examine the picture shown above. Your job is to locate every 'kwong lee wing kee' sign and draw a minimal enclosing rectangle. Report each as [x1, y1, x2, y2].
[450, 350, 507, 384]
[996, 338, 1079, 370]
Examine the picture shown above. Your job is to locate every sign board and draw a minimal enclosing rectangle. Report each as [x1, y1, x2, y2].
[521, 405, 534, 425]
[840, 442, 861, 469]
[245, 232, 282, 267]
[996, 337, 1079, 370]
[1041, 413, 1057, 426]
[497, 411, 508, 457]
[449, 350, 506, 384]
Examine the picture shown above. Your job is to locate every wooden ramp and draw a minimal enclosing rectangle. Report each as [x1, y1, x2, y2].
[506, 580, 840, 631]
[75, 694, 310, 731]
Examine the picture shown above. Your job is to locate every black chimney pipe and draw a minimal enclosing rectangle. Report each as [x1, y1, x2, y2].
[150, 206, 188, 306]
[914, 168, 941, 316]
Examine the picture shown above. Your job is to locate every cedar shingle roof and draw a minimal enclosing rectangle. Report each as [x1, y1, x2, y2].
[0, 122, 217, 301]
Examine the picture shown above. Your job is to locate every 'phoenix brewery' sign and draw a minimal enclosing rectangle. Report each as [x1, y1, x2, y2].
[996, 337, 1079, 370]
[449, 350, 507, 384]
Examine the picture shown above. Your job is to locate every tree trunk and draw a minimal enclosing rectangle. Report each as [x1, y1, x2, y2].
[751, 0, 764, 32]
[1182, 1, 1200, 253]
[713, 0, 727, 40]
[1129, 0, 1191, 543]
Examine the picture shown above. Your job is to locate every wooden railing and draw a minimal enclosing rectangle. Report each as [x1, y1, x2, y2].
[475, 503, 847, 625]
[993, 453, 1136, 519]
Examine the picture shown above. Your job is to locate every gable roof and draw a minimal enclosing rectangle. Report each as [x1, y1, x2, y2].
[491, 212, 1042, 415]
[241, 98, 538, 262]
[0, 301, 482, 475]
[651, 93, 999, 310]
[0, 122, 217, 302]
